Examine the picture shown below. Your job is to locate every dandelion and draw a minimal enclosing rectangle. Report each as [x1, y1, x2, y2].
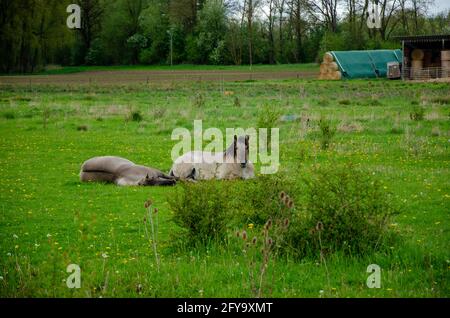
[248, 223, 254, 230]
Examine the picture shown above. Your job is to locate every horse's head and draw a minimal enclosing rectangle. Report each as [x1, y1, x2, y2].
[233, 135, 250, 168]
[138, 174, 154, 186]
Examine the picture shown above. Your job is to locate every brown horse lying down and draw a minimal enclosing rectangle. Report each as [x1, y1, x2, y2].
[80, 156, 176, 186]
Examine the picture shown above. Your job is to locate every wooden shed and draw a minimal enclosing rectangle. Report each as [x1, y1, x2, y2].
[395, 34, 450, 80]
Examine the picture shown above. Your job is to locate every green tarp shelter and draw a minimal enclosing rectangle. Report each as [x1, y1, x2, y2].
[331, 49, 402, 79]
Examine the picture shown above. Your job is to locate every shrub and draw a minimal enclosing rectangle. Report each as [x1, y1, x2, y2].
[286, 164, 398, 257]
[390, 126, 404, 134]
[257, 104, 281, 150]
[2, 112, 15, 119]
[168, 175, 293, 246]
[410, 106, 425, 121]
[126, 109, 143, 122]
[234, 96, 241, 107]
[318, 116, 336, 150]
[169, 181, 231, 246]
[338, 99, 351, 105]
[193, 93, 205, 108]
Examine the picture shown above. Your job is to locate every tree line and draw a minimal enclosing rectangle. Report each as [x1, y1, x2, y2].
[1, 0, 449, 73]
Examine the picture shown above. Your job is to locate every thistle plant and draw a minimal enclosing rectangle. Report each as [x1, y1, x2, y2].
[237, 191, 294, 298]
[144, 199, 160, 272]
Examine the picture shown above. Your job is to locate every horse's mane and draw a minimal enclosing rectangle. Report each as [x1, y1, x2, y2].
[224, 136, 246, 158]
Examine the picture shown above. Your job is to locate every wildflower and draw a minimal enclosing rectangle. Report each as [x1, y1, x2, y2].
[267, 237, 273, 246]
[279, 191, 286, 200]
[153, 208, 158, 214]
[248, 223, 254, 230]
[144, 199, 152, 208]
[264, 219, 272, 230]
[102, 253, 109, 259]
[252, 237, 257, 245]
[284, 218, 290, 228]
[287, 200, 294, 209]
[242, 231, 247, 241]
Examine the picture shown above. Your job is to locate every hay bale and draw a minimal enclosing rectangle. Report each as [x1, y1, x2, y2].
[329, 62, 339, 71]
[441, 50, 450, 61]
[411, 49, 424, 60]
[323, 52, 334, 63]
[334, 71, 342, 80]
[411, 60, 423, 69]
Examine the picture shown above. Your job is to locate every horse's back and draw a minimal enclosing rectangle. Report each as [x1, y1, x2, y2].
[81, 156, 134, 174]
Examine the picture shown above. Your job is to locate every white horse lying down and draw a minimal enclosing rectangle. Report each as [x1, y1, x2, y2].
[80, 156, 176, 186]
[170, 135, 255, 180]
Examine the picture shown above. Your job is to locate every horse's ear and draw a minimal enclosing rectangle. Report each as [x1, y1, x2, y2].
[233, 135, 237, 159]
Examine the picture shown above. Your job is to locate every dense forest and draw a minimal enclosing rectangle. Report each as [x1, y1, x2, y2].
[1, 0, 449, 73]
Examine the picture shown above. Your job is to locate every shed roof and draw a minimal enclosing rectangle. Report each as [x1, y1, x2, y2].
[394, 34, 450, 43]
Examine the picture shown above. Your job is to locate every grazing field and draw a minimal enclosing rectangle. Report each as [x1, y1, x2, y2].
[0, 74, 449, 297]
[0, 64, 318, 86]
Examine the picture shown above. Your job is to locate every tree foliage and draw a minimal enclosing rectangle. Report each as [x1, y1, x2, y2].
[1, 0, 449, 72]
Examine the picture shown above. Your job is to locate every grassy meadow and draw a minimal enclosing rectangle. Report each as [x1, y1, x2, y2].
[0, 75, 449, 297]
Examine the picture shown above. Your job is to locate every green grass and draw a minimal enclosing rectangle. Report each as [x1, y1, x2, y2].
[0, 63, 319, 76]
[0, 77, 449, 297]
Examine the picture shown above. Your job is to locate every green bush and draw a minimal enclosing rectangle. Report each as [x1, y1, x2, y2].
[318, 116, 336, 150]
[126, 109, 143, 122]
[257, 104, 281, 150]
[410, 106, 425, 121]
[2, 111, 15, 119]
[168, 175, 293, 246]
[169, 181, 231, 245]
[286, 164, 398, 257]
[169, 165, 398, 258]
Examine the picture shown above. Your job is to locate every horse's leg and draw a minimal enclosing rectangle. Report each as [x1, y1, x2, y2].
[80, 171, 116, 183]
